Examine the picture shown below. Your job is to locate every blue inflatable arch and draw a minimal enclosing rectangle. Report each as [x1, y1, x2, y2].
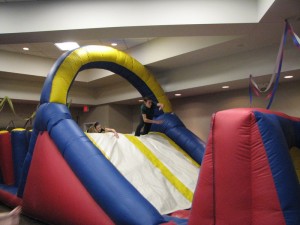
[39, 45, 204, 163]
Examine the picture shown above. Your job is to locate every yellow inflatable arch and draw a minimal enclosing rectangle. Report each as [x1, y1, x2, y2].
[40, 45, 172, 113]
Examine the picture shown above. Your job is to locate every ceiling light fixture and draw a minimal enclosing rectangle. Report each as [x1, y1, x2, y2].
[222, 85, 230, 89]
[54, 42, 80, 51]
[111, 43, 118, 46]
[138, 99, 144, 102]
[284, 75, 294, 79]
[174, 93, 182, 96]
[23, 47, 29, 51]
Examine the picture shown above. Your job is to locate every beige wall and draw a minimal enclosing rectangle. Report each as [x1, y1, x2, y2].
[0, 101, 82, 130]
[79, 105, 109, 131]
[2, 79, 300, 139]
[107, 104, 133, 134]
[167, 80, 300, 142]
[78, 104, 133, 133]
[0, 101, 38, 130]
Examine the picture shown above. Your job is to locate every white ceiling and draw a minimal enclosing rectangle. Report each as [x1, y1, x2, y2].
[0, 0, 299, 106]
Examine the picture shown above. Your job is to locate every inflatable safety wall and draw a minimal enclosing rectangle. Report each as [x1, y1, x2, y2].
[189, 108, 300, 225]
[0, 129, 30, 208]
[0, 131, 14, 185]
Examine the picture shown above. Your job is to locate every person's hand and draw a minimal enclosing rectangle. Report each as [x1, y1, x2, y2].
[112, 130, 119, 138]
[155, 120, 163, 124]
[158, 103, 164, 111]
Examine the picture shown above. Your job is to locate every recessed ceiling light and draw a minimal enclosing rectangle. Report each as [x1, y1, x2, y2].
[138, 99, 143, 102]
[284, 75, 294, 79]
[111, 43, 118, 46]
[23, 47, 29, 51]
[54, 42, 80, 51]
[222, 85, 230, 89]
[174, 93, 182, 96]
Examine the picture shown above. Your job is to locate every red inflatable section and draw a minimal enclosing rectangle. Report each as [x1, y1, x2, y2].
[0, 189, 22, 208]
[0, 131, 15, 185]
[22, 132, 114, 225]
[189, 108, 285, 225]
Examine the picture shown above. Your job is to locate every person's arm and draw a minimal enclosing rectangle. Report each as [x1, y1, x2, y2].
[104, 127, 119, 138]
[142, 114, 163, 124]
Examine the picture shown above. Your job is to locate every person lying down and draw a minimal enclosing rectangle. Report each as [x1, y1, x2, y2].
[87, 122, 119, 138]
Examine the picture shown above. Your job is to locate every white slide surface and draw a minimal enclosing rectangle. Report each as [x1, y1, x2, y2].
[87, 132, 200, 215]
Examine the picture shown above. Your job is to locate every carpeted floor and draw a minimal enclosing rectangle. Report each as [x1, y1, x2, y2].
[0, 203, 47, 225]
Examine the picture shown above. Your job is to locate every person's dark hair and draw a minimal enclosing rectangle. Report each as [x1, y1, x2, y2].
[94, 122, 100, 127]
[143, 96, 152, 102]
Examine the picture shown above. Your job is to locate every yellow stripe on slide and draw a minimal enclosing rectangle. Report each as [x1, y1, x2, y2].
[124, 134, 193, 202]
[85, 133, 110, 160]
[150, 132, 200, 168]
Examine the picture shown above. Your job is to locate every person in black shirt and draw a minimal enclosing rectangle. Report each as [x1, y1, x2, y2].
[134, 96, 164, 136]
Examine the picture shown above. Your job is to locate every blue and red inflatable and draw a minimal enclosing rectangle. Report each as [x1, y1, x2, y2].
[0, 46, 299, 225]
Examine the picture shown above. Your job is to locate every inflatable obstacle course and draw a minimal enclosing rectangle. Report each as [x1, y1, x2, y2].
[0, 45, 298, 225]
[17, 45, 205, 225]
